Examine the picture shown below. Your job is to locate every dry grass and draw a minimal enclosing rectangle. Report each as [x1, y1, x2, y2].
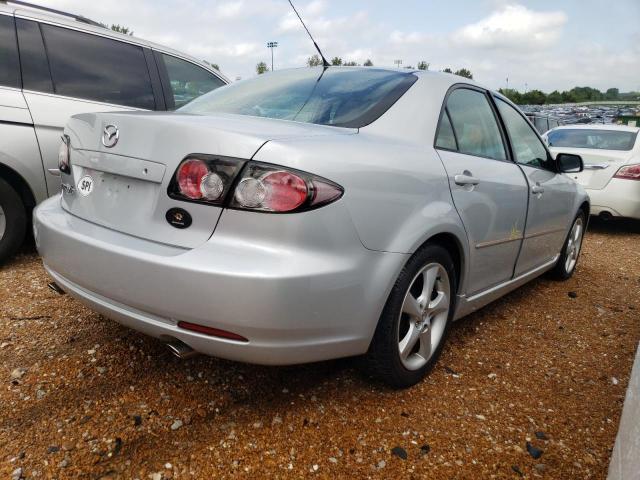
[1, 218, 639, 479]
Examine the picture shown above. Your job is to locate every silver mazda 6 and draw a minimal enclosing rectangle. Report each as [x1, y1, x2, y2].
[34, 67, 589, 387]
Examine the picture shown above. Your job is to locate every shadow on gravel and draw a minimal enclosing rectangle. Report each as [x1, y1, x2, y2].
[588, 216, 640, 235]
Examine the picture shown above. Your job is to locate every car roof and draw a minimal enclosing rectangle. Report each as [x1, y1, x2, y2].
[550, 124, 640, 133]
[0, 2, 229, 83]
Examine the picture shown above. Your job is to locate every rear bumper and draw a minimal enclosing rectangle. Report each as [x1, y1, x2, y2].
[588, 179, 640, 219]
[34, 196, 407, 365]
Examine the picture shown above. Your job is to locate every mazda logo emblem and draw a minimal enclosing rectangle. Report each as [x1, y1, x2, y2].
[102, 124, 119, 148]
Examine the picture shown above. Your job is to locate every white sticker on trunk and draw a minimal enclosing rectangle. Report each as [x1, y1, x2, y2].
[77, 175, 94, 196]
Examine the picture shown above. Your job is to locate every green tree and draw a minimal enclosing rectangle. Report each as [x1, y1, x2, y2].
[256, 62, 269, 75]
[307, 54, 323, 67]
[417, 61, 429, 71]
[110, 24, 133, 35]
[454, 68, 473, 79]
[521, 89, 546, 105]
[330, 57, 343, 66]
[498, 88, 523, 104]
[363, 59, 374, 66]
[203, 61, 220, 71]
[546, 90, 562, 104]
[442, 67, 453, 73]
[605, 88, 620, 100]
[343, 61, 359, 66]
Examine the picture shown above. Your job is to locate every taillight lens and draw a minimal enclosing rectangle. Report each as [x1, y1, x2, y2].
[58, 135, 71, 174]
[230, 162, 343, 213]
[168, 157, 343, 213]
[168, 155, 245, 205]
[614, 164, 640, 181]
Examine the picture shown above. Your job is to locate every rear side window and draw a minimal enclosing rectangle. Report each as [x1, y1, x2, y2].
[0, 15, 20, 88]
[547, 128, 638, 151]
[16, 19, 53, 93]
[495, 99, 553, 170]
[160, 54, 225, 110]
[435, 111, 457, 150]
[445, 89, 507, 161]
[40, 24, 155, 109]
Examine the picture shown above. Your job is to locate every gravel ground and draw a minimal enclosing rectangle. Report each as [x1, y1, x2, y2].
[1, 218, 639, 480]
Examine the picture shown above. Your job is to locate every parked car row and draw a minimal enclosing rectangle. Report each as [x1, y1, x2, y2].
[0, 1, 227, 262]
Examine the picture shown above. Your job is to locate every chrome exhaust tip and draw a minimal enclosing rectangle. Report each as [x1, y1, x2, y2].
[47, 282, 66, 295]
[163, 338, 198, 360]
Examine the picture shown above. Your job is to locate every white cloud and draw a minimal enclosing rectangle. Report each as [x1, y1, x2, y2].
[452, 4, 567, 50]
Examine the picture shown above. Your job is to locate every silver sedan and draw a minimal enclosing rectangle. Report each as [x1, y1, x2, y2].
[34, 67, 589, 387]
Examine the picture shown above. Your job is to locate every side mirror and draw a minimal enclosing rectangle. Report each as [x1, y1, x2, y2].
[556, 153, 583, 173]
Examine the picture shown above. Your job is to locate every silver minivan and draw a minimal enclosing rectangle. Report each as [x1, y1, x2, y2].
[0, 1, 228, 262]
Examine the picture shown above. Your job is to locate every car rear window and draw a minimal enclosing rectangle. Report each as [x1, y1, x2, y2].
[547, 129, 638, 151]
[180, 67, 417, 128]
[0, 14, 20, 89]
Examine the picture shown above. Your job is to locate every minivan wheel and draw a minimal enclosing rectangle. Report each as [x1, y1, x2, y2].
[549, 211, 586, 280]
[365, 244, 456, 388]
[0, 177, 27, 265]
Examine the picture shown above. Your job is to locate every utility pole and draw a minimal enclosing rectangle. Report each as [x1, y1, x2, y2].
[394, 59, 402, 68]
[506, 76, 509, 90]
[267, 41, 278, 71]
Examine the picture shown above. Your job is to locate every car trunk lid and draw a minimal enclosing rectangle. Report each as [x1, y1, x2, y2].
[61, 111, 356, 248]
[551, 147, 632, 190]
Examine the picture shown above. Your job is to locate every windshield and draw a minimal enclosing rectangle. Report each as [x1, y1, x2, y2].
[547, 129, 638, 151]
[179, 67, 417, 128]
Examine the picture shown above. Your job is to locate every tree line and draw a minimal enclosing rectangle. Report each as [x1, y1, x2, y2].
[498, 86, 639, 105]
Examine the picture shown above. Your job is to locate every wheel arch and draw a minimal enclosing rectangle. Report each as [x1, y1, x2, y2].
[0, 163, 37, 212]
[413, 231, 466, 296]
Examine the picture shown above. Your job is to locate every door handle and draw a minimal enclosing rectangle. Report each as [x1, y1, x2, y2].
[454, 174, 480, 186]
[531, 184, 545, 194]
[583, 163, 609, 170]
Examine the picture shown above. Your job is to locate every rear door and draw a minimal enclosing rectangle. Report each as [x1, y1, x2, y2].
[435, 86, 528, 295]
[494, 98, 575, 275]
[545, 128, 639, 190]
[16, 17, 160, 196]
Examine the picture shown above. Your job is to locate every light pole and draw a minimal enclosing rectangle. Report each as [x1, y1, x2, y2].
[267, 41, 278, 71]
[394, 59, 402, 68]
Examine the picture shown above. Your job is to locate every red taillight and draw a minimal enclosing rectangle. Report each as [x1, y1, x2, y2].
[614, 164, 640, 181]
[262, 171, 308, 211]
[177, 159, 208, 199]
[177, 321, 248, 342]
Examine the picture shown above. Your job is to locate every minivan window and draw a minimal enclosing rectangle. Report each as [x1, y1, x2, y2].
[161, 54, 225, 110]
[495, 98, 553, 170]
[547, 128, 638, 151]
[40, 24, 155, 109]
[0, 15, 20, 88]
[16, 19, 53, 93]
[180, 68, 418, 128]
[445, 89, 506, 161]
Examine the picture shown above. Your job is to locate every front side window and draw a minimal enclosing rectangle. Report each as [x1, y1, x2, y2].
[0, 15, 20, 88]
[547, 128, 638, 151]
[180, 68, 417, 128]
[496, 98, 553, 170]
[161, 54, 225, 110]
[40, 25, 155, 109]
[445, 89, 507, 161]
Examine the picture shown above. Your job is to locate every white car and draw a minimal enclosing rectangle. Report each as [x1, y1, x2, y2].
[544, 125, 640, 220]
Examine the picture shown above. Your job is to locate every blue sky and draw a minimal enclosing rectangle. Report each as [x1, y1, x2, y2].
[36, 0, 640, 92]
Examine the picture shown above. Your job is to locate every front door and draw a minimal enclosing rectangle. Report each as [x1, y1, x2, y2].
[435, 87, 529, 295]
[494, 97, 575, 275]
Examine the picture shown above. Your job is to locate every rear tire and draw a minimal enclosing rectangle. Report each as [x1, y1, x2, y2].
[549, 211, 586, 280]
[0, 177, 27, 265]
[364, 244, 456, 388]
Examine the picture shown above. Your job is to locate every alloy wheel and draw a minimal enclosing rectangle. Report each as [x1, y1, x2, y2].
[564, 217, 584, 274]
[0, 205, 5, 240]
[397, 263, 451, 371]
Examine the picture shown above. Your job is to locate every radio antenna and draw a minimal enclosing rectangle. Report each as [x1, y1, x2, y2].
[287, 0, 330, 68]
